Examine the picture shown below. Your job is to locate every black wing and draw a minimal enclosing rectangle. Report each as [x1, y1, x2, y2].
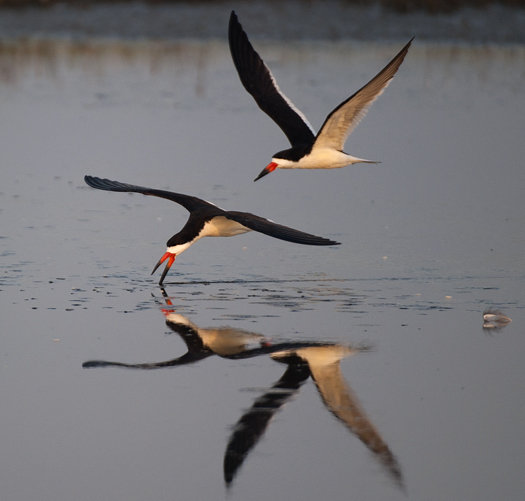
[84, 176, 219, 214]
[224, 211, 340, 246]
[224, 361, 311, 485]
[229, 11, 316, 148]
[81, 351, 210, 369]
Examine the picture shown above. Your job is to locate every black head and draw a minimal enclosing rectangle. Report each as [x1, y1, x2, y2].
[273, 143, 314, 162]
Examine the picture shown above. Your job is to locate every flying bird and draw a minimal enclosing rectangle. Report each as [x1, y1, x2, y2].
[228, 11, 413, 181]
[84, 176, 339, 285]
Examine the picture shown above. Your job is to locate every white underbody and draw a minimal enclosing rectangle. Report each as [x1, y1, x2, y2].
[164, 312, 266, 355]
[275, 148, 372, 170]
[194, 328, 265, 356]
[271, 345, 356, 366]
[167, 216, 251, 256]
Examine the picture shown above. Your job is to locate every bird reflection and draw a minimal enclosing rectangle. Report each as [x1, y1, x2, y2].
[223, 354, 311, 485]
[225, 345, 403, 488]
[83, 310, 325, 369]
[483, 308, 512, 332]
[83, 306, 402, 488]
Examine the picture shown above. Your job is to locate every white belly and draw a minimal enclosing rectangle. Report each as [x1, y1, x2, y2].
[277, 148, 370, 170]
[166, 217, 252, 257]
[201, 216, 252, 237]
[300, 148, 350, 169]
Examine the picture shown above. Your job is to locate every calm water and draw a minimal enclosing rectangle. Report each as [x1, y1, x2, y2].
[1, 38, 525, 501]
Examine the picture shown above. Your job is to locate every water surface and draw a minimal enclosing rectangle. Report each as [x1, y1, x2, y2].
[1, 38, 524, 501]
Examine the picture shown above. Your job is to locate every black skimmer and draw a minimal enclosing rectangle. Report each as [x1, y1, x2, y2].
[84, 176, 339, 285]
[228, 11, 413, 181]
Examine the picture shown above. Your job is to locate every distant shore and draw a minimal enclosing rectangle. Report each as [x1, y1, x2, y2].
[1, 0, 524, 14]
[0, 1, 524, 43]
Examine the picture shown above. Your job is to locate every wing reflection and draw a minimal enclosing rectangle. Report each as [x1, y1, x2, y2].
[224, 355, 311, 485]
[83, 307, 402, 489]
[276, 347, 403, 488]
[225, 346, 403, 488]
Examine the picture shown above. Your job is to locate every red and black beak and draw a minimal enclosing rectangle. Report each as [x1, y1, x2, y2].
[151, 252, 176, 285]
[254, 162, 278, 182]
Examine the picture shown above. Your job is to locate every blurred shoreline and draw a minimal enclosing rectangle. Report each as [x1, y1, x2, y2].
[0, 1, 524, 44]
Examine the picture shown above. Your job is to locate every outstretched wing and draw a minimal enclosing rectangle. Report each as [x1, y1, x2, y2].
[224, 211, 340, 246]
[81, 351, 209, 369]
[224, 362, 311, 486]
[84, 176, 219, 214]
[308, 355, 404, 487]
[313, 38, 413, 152]
[229, 11, 315, 148]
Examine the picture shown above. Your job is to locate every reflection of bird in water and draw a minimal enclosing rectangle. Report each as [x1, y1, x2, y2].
[224, 345, 403, 489]
[83, 310, 401, 489]
[164, 312, 270, 356]
[229, 11, 412, 181]
[483, 308, 512, 332]
[223, 354, 311, 485]
[84, 176, 339, 285]
[82, 310, 326, 369]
